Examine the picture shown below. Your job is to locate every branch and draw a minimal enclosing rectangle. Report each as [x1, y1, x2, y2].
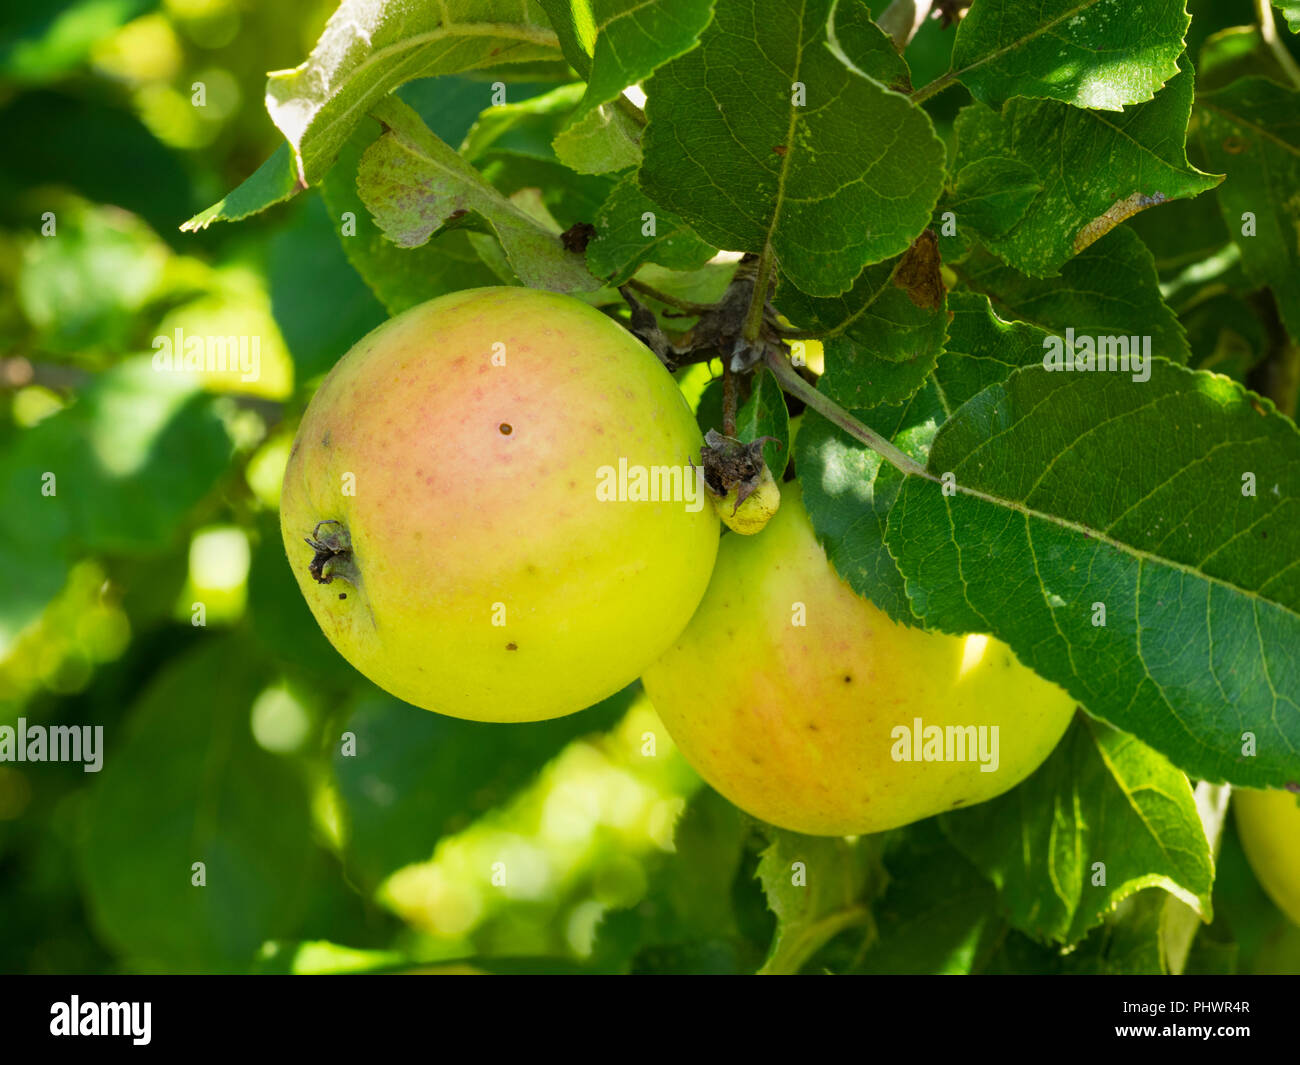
[624, 278, 714, 314]
[910, 70, 958, 104]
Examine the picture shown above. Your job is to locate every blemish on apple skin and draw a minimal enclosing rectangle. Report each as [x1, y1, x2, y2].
[506, 642, 518, 651]
[499, 422, 513, 435]
[321, 430, 331, 448]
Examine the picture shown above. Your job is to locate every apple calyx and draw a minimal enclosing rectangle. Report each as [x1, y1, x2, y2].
[304, 520, 357, 586]
[700, 430, 782, 534]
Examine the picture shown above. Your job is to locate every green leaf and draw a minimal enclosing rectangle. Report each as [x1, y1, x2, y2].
[537, 0, 712, 121]
[1193, 77, 1300, 344]
[1274, 2, 1300, 33]
[794, 384, 945, 625]
[736, 367, 790, 476]
[943, 156, 1042, 240]
[1125, 184, 1232, 275]
[952, 56, 1221, 277]
[756, 827, 882, 974]
[986, 898, 1168, 973]
[819, 335, 944, 407]
[80, 639, 317, 971]
[641, 0, 945, 297]
[0, 354, 234, 649]
[551, 101, 642, 174]
[851, 820, 1001, 975]
[3, 357, 232, 556]
[934, 291, 1054, 412]
[959, 226, 1192, 365]
[1181, 291, 1272, 382]
[538, 0, 715, 174]
[460, 83, 587, 164]
[884, 360, 1300, 789]
[319, 118, 499, 317]
[357, 97, 600, 293]
[592, 787, 766, 974]
[1196, 26, 1297, 93]
[333, 688, 631, 888]
[264, 0, 562, 187]
[824, 0, 912, 92]
[949, 0, 1190, 110]
[777, 239, 950, 407]
[18, 200, 168, 357]
[586, 171, 716, 285]
[943, 715, 1214, 946]
[182, 145, 302, 233]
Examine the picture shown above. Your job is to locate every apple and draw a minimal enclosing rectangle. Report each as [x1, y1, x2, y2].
[1234, 787, 1300, 926]
[280, 286, 719, 722]
[640, 480, 1077, 835]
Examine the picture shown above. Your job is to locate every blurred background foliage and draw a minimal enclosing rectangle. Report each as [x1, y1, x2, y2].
[1, 0, 1297, 975]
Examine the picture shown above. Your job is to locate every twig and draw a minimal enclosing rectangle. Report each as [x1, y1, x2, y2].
[910, 70, 958, 104]
[764, 349, 931, 479]
[625, 278, 714, 314]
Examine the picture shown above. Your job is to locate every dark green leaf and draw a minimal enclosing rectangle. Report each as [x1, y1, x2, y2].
[586, 171, 716, 285]
[885, 361, 1300, 789]
[80, 638, 316, 971]
[1194, 77, 1300, 343]
[950, 0, 1190, 110]
[641, 0, 944, 297]
[959, 227, 1192, 364]
[943, 715, 1213, 946]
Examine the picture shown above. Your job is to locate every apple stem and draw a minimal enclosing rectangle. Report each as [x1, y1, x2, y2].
[722, 362, 738, 436]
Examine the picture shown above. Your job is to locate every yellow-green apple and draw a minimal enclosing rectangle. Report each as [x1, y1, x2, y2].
[1234, 787, 1300, 926]
[281, 286, 719, 722]
[641, 481, 1076, 835]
